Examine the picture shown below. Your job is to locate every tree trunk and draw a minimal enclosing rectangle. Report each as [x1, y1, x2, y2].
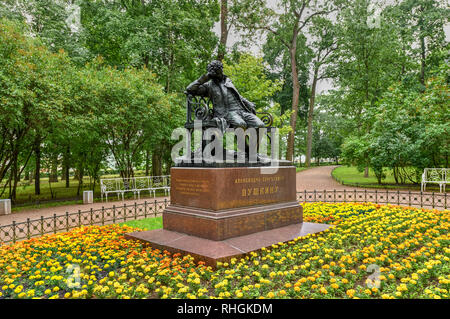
[34, 137, 41, 195]
[10, 152, 18, 202]
[364, 166, 369, 178]
[152, 152, 162, 177]
[305, 66, 319, 167]
[76, 166, 84, 196]
[65, 162, 70, 188]
[49, 154, 58, 182]
[217, 0, 228, 61]
[393, 166, 399, 184]
[286, 46, 300, 162]
[145, 149, 150, 176]
[61, 163, 66, 180]
[73, 169, 79, 180]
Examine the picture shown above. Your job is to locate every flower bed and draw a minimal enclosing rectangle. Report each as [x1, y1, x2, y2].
[0, 203, 448, 299]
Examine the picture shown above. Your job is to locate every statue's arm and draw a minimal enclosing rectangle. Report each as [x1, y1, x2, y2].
[186, 74, 210, 97]
[242, 97, 256, 114]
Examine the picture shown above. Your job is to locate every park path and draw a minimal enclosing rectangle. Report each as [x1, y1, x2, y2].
[296, 165, 347, 191]
[0, 196, 169, 226]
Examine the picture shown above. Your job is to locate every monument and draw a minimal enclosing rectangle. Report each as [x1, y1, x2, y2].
[125, 60, 331, 266]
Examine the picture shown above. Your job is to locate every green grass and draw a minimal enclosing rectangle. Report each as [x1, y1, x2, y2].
[11, 199, 84, 212]
[4, 170, 169, 210]
[120, 216, 162, 230]
[8, 177, 101, 204]
[332, 166, 444, 191]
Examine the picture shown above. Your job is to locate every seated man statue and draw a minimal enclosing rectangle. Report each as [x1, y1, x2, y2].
[186, 60, 265, 130]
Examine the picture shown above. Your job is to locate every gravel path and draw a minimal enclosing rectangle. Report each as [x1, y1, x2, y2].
[296, 165, 346, 191]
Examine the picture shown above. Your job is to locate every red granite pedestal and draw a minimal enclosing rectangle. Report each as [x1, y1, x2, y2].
[125, 166, 332, 267]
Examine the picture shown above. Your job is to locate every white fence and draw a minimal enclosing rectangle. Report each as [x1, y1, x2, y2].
[100, 175, 170, 202]
[421, 168, 449, 192]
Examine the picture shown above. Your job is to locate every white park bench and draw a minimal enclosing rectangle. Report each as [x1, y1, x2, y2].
[421, 168, 449, 192]
[100, 175, 170, 202]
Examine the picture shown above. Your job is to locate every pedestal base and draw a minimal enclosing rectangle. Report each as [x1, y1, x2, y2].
[124, 222, 332, 267]
[163, 201, 302, 241]
[125, 165, 330, 267]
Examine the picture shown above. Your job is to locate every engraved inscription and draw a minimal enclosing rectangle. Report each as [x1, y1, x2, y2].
[235, 175, 283, 198]
[174, 178, 209, 196]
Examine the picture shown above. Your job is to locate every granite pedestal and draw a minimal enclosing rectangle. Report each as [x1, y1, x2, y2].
[125, 166, 332, 267]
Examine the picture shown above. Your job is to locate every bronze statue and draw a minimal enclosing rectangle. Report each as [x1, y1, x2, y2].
[186, 60, 266, 130]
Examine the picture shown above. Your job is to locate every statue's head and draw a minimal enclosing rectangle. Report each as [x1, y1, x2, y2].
[207, 60, 223, 80]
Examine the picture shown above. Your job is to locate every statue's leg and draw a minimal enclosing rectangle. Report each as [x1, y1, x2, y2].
[242, 112, 266, 156]
[241, 112, 265, 128]
[226, 112, 247, 159]
[226, 111, 247, 128]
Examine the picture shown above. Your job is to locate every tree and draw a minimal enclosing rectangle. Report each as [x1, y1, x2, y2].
[80, 0, 219, 93]
[391, 0, 449, 86]
[304, 16, 338, 167]
[233, 0, 338, 161]
[223, 54, 291, 132]
[74, 58, 180, 179]
[329, 0, 405, 176]
[217, 0, 229, 61]
[0, 19, 68, 201]
[0, 0, 89, 65]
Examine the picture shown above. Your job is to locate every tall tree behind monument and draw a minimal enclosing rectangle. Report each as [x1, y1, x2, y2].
[232, 0, 338, 162]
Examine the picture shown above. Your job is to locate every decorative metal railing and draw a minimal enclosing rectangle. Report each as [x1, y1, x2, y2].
[0, 189, 447, 245]
[0, 199, 170, 245]
[296, 189, 448, 210]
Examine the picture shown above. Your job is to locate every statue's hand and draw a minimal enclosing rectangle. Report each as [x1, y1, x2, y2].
[198, 73, 211, 84]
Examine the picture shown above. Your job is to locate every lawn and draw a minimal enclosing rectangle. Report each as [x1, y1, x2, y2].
[119, 217, 162, 230]
[332, 166, 444, 191]
[0, 202, 448, 299]
[10, 177, 100, 205]
[7, 171, 169, 210]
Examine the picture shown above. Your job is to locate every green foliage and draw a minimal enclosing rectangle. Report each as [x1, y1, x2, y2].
[341, 62, 449, 184]
[0, 17, 185, 202]
[0, 18, 71, 198]
[73, 58, 182, 178]
[80, 0, 219, 92]
[223, 54, 291, 134]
